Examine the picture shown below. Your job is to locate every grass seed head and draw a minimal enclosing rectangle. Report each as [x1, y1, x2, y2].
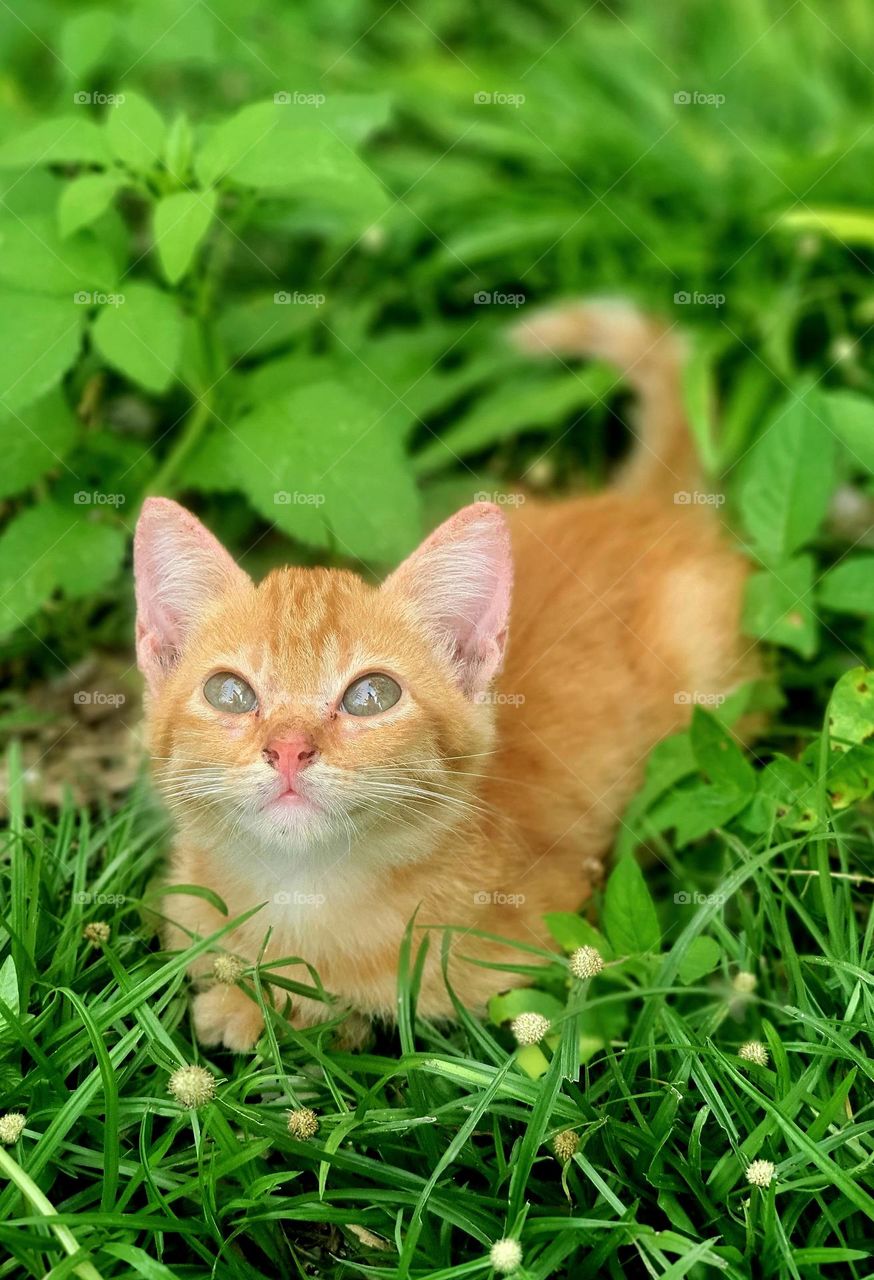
[746, 1158, 776, 1187]
[168, 1064, 216, 1109]
[552, 1129, 580, 1162]
[83, 921, 110, 947]
[287, 1106, 319, 1139]
[212, 954, 245, 984]
[569, 945, 604, 979]
[510, 1012, 550, 1045]
[490, 1238, 523, 1273]
[739, 1039, 769, 1067]
[0, 1113, 26, 1144]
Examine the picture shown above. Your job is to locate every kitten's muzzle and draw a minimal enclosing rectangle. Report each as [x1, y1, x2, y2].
[262, 734, 319, 791]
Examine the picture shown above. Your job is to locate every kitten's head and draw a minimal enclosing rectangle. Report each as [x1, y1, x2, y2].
[134, 498, 512, 861]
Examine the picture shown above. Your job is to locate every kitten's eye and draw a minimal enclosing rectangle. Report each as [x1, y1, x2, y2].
[203, 672, 258, 714]
[341, 672, 402, 717]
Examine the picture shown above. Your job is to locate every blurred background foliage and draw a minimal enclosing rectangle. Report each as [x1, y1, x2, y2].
[1, 0, 873, 712]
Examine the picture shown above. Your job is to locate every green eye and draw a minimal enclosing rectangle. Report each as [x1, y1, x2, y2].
[203, 672, 258, 714]
[341, 673, 402, 717]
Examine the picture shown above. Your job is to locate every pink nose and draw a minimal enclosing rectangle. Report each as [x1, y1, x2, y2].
[262, 735, 318, 786]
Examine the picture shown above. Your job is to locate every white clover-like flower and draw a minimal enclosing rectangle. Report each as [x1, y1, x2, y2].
[552, 1129, 580, 1162]
[510, 1012, 550, 1046]
[746, 1158, 776, 1187]
[287, 1107, 319, 1139]
[569, 945, 604, 980]
[0, 1112, 26, 1144]
[732, 971, 757, 994]
[212, 954, 245, 985]
[168, 1064, 216, 1109]
[83, 921, 111, 947]
[739, 1040, 769, 1067]
[490, 1237, 523, 1274]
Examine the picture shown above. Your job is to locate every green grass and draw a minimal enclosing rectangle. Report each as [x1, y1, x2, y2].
[1, 734, 873, 1279]
[2, 0, 874, 1275]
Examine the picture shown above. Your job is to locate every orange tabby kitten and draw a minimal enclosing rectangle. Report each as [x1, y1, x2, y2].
[136, 300, 754, 1050]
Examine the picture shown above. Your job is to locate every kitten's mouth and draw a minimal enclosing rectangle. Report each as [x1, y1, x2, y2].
[268, 783, 316, 810]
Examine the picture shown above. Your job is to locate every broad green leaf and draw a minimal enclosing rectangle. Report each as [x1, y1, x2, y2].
[676, 936, 721, 985]
[757, 754, 821, 829]
[690, 707, 756, 795]
[0, 389, 79, 498]
[515, 1044, 550, 1079]
[0, 503, 126, 638]
[818, 556, 874, 615]
[631, 733, 696, 811]
[820, 389, 874, 472]
[60, 520, 127, 598]
[0, 115, 110, 168]
[216, 292, 323, 360]
[59, 8, 118, 80]
[649, 780, 750, 847]
[153, 189, 217, 283]
[742, 556, 818, 658]
[487, 988, 564, 1025]
[543, 912, 612, 959]
[318, 92, 392, 145]
[107, 92, 166, 172]
[739, 390, 835, 560]
[602, 854, 660, 955]
[91, 282, 184, 394]
[164, 113, 194, 181]
[825, 744, 874, 809]
[227, 382, 421, 561]
[195, 102, 388, 220]
[0, 290, 84, 411]
[58, 172, 125, 238]
[0, 214, 117, 295]
[828, 666, 874, 751]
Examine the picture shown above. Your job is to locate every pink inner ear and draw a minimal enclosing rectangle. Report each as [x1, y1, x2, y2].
[384, 502, 513, 695]
[134, 497, 250, 691]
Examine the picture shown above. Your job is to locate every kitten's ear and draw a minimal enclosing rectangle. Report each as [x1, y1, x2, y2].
[383, 502, 512, 695]
[134, 498, 250, 691]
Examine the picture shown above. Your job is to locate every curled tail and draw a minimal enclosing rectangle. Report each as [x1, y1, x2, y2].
[511, 298, 699, 499]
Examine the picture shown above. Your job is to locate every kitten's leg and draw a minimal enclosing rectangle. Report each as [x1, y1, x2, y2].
[191, 985, 265, 1052]
[162, 875, 267, 1051]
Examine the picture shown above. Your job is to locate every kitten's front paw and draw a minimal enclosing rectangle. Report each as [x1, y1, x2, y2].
[192, 985, 264, 1052]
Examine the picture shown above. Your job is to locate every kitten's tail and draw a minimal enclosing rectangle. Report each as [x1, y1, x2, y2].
[510, 297, 699, 499]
